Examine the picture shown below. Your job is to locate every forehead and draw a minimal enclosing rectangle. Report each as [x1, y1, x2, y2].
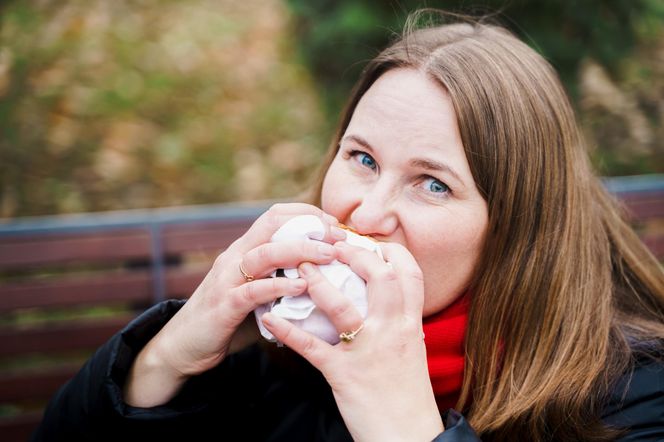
[343, 68, 466, 165]
[356, 68, 450, 115]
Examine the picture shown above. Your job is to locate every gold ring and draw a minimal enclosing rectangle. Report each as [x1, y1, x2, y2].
[239, 261, 254, 282]
[339, 323, 364, 343]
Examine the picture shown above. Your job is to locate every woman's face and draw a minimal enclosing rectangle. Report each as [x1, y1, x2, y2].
[321, 68, 489, 316]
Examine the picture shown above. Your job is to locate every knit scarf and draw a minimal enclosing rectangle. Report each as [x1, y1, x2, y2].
[423, 293, 469, 411]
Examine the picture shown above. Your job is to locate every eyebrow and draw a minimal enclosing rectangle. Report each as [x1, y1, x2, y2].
[340, 134, 465, 185]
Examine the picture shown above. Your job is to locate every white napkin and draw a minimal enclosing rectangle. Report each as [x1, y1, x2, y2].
[254, 214, 383, 344]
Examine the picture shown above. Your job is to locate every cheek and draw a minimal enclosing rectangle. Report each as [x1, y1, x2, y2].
[321, 163, 349, 217]
[412, 219, 487, 316]
[320, 175, 336, 215]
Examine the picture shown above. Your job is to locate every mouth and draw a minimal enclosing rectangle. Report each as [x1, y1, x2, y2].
[337, 223, 379, 242]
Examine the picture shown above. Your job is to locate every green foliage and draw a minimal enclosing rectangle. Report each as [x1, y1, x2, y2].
[285, 0, 664, 175]
[0, 1, 662, 217]
[0, 0, 326, 217]
[287, 0, 664, 108]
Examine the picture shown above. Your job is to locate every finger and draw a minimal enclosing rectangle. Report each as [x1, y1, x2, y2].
[264, 205, 346, 244]
[240, 239, 337, 280]
[379, 243, 424, 317]
[228, 277, 307, 313]
[231, 203, 344, 253]
[264, 202, 338, 221]
[261, 312, 331, 369]
[298, 262, 364, 335]
[265, 210, 346, 245]
[334, 241, 402, 317]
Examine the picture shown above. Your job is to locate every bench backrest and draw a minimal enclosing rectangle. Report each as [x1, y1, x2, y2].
[0, 202, 269, 440]
[0, 175, 662, 441]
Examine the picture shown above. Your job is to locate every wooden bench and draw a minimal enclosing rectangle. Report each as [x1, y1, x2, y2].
[0, 175, 662, 441]
[0, 201, 270, 441]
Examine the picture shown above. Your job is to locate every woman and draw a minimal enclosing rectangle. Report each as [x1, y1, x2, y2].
[34, 13, 664, 442]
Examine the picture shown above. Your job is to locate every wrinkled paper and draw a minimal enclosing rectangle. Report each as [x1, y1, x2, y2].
[254, 214, 383, 344]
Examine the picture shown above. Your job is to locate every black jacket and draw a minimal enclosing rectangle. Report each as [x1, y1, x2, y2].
[32, 300, 664, 441]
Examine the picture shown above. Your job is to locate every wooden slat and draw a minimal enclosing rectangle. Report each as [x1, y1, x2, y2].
[0, 229, 150, 269]
[0, 411, 43, 442]
[643, 234, 664, 260]
[0, 325, 260, 404]
[165, 266, 208, 296]
[0, 315, 135, 358]
[163, 220, 252, 254]
[0, 364, 79, 403]
[0, 271, 153, 312]
[619, 192, 664, 221]
[0, 265, 208, 313]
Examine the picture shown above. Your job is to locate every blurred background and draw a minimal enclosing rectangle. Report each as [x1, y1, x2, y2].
[1, 0, 663, 218]
[1, 2, 663, 438]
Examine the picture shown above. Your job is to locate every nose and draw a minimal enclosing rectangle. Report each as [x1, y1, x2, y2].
[348, 180, 398, 238]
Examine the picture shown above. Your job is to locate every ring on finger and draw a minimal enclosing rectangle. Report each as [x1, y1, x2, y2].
[239, 260, 255, 282]
[339, 323, 365, 343]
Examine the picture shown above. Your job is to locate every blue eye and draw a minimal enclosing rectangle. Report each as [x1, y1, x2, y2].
[354, 151, 377, 170]
[424, 177, 449, 194]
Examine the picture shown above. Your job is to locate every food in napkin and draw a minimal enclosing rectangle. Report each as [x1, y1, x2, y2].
[254, 214, 383, 344]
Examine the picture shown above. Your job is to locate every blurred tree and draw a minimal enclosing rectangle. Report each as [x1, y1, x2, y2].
[0, 0, 325, 217]
[1, 1, 662, 218]
[286, 0, 664, 175]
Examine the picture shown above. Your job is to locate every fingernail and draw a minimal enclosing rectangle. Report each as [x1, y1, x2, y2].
[299, 262, 315, 276]
[261, 313, 273, 326]
[331, 226, 346, 241]
[317, 243, 335, 258]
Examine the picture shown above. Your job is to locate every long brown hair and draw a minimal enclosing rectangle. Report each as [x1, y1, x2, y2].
[307, 11, 664, 441]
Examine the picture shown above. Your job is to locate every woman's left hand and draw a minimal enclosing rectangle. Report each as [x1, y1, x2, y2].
[261, 241, 444, 441]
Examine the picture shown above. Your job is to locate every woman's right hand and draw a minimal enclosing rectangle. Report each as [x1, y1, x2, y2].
[123, 203, 345, 407]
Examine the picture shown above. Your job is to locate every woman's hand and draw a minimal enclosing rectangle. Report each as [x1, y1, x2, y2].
[261, 241, 444, 441]
[124, 203, 345, 407]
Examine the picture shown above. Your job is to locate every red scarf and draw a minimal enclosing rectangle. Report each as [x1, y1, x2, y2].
[423, 293, 469, 411]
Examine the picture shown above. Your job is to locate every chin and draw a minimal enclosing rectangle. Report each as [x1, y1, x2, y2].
[422, 292, 464, 318]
